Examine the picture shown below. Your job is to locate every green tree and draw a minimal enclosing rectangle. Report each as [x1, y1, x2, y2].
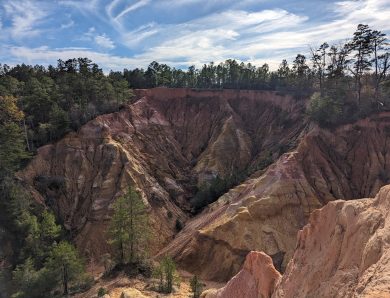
[0, 96, 30, 177]
[349, 24, 374, 104]
[0, 75, 21, 96]
[21, 77, 54, 125]
[153, 256, 179, 294]
[45, 241, 85, 295]
[190, 275, 203, 298]
[11, 258, 56, 298]
[113, 78, 133, 107]
[326, 44, 351, 87]
[49, 103, 70, 140]
[370, 30, 387, 97]
[307, 92, 343, 126]
[311, 43, 329, 93]
[108, 186, 149, 264]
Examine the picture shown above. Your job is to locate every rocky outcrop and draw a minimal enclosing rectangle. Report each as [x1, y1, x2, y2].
[120, 288, 147, 298]
[273, 184, 390, 298]
[201, 251, 281, 298]
[204, 184, 390, 298]
[19, 88, 304, 259]
[161, 112, 390, 281]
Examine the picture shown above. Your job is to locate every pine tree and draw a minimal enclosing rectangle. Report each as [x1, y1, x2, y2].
[153, 256, 179, 294]
[11, 258, 56, 298]
[311, 43, 329, 93]
[108, 186, 149, 264]
[0, 96, 30, 177]
[349, 24, 374, 105]
[190, 275, 203, 298]
[45, 241, 84, 295]
[369, 29, 388, 99]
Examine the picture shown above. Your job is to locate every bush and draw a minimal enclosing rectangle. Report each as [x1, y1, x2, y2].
[306, 92, 343, 126]
[124, 260, 153, 278]
[98, 287, 108, 297]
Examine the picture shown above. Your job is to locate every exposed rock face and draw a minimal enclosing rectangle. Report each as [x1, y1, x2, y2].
[162, 113, 390, 281]
[201, 251, 281, 298]
[273, 185, 390, 298]
[19, 88, 303, 259]
[120, 288, 147, 298]
[20, 87, 390, 287]
[205, 184, 390, 298]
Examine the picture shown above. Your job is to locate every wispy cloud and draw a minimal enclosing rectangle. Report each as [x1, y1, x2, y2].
[2, 0, 48, 39]
[120, 9, 307, 66]
[121, 0, 390, 67]
[121, 23, 159, 48]
[5, 45, 144, 71]
[59, 0, 100, 15]
[1, 0, 390, 71]
[94, 34, 115, 49]
[114, 0, 150, 20]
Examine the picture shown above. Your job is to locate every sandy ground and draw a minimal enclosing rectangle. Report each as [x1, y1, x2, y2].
[75, 270, 224, 298]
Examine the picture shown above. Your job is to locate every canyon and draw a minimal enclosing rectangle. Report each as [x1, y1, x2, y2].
[204, 185, 390, 298]
[18, 88, 390, 297]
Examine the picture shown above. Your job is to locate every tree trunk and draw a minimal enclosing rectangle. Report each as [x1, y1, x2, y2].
[374, 41, 379, 100]
[23, 119, 30, 151]
[120, 239, 124, 264]
[63, 265, 69, 295]
[130, 198, 134, 262]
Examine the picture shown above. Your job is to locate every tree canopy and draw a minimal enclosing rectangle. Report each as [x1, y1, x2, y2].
[108, 186, 150, 264]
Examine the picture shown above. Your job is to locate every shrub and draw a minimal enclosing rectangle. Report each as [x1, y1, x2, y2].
[98, 287, 108, 297]
[306, 92, 343, 126]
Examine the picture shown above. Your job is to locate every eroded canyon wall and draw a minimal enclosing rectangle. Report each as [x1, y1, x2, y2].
[19, 87, 390, 285]
[204, 184, 390, 297]
[162, 112, 390, 281]
[19, 88, 304, 259]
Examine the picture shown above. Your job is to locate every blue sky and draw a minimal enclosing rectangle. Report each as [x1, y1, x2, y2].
[0, 0, 389, 72]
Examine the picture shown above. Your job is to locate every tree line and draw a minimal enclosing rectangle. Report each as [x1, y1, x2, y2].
[122, 25, 389, 98]
[122, 24, 389, 126]
[0, 58, 134, 150]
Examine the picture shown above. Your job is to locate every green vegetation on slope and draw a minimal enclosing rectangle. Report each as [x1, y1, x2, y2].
[0, 58, 134, 149]
[107, 186, 150, 265]
[0, 87, 89, 297]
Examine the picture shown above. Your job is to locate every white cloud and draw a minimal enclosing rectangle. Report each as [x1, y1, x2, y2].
[115, 0, 150, 20]
[121, 23, 159, 48]
[6, 45, 143, 71]
[119, 9, 307, 67]
[2, 0, 390, 72]
[116, 0, 390, 69]
[106, 0, 122, 17]
[2, 0, 48, 39]
[94, 34, 116, 49]
[59, 0, 100, 14]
